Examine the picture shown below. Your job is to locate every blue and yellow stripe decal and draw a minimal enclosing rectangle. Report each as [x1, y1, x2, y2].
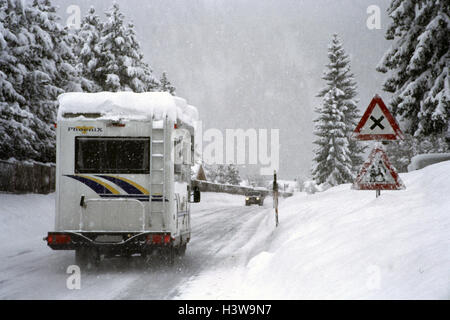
[65, 175, 120, 195]
[64, 175, 168, 202]
[96, 175, 149, 195]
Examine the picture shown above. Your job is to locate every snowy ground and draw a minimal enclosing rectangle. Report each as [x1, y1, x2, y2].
[0, 192, 267, 299]
[0, 161, 449, 299]
[177, 161, 450, 299]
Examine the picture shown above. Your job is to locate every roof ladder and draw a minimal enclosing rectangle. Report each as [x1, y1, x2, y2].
[150, 116, 167, 230]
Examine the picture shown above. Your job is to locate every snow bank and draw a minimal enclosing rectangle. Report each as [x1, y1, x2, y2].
[303, 180, 321, 194]
[57, 92, 198, 125]
[408, 153, 450, 172]
[177, 161, 450, 299]
[0, 193, 55, 256]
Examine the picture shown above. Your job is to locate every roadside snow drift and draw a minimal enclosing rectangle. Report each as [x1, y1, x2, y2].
[177, 161, 450, 299]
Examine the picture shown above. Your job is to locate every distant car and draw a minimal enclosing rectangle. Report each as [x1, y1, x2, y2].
[245, 191, 264, 206]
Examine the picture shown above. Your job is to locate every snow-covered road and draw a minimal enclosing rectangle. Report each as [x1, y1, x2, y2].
[0, 192, 271, 299]
[1, 162, 449, 299]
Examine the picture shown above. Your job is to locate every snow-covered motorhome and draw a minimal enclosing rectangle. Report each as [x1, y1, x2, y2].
[45, 92, 200, 266]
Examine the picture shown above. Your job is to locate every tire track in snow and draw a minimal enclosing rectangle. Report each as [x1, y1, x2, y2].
[116, 200, 268, 299]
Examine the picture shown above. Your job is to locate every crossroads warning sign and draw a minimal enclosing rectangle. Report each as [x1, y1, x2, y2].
[352, 95, 404, 141]
[352, 146, 405, 191]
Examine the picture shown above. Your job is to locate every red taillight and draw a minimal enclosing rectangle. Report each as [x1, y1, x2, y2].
[54, 123, 57, 128]
[147, 234, 171, 245]
[48, 234, 71, 245]
[152, 234, 162, 244]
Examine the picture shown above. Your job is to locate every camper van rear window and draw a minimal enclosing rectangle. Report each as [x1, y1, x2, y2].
[75, 137, 150, 174]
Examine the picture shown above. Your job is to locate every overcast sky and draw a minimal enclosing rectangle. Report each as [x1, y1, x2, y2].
[58, 0, 392, 179]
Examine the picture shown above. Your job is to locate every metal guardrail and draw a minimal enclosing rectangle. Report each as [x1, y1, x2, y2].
[191, 179, 293, 198]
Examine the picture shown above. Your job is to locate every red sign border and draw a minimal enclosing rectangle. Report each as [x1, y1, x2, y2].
[353, 146, 405, 191]
[353, 95, 404, 141]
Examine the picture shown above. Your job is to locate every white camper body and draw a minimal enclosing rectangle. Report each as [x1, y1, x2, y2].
[46, 92, 200, 265]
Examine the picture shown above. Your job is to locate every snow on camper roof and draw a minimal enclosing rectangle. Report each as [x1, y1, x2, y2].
[57, 92, 198, 125]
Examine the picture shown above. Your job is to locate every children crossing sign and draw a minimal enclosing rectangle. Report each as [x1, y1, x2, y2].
[352, 146, 405, 191]
[352, 94, 404, 141]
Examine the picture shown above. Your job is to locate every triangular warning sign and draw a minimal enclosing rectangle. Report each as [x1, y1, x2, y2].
[352, 146, 405, 191]
[352, 95, 404, 141]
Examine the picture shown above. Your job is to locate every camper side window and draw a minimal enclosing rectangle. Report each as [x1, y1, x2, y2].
[75, 137, 150, 174]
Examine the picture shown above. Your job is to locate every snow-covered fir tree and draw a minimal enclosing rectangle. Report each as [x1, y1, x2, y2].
[126, 21, 160, 91]
[246, 174, 268, 188]
[160, 72, 176, 95]
[215, 165, 227, 184]
[0, 0, 85, 162]
[203, 163, 224, 183]
[24, 0, 83, 162]
[224, 164, 241, 185]
[1, 0, 176, 162]
[202, 163, 241, 185]
[75, 6, 104, 92]
[97, 3, 158, 92]
[312, 34, 364, 186]
[376, 0, 449, 137]
[202, 163, 217, 182]
[0, 0, 38, 160]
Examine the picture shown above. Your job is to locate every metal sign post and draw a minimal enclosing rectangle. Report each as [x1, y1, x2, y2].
[273, 170, 279, 227]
